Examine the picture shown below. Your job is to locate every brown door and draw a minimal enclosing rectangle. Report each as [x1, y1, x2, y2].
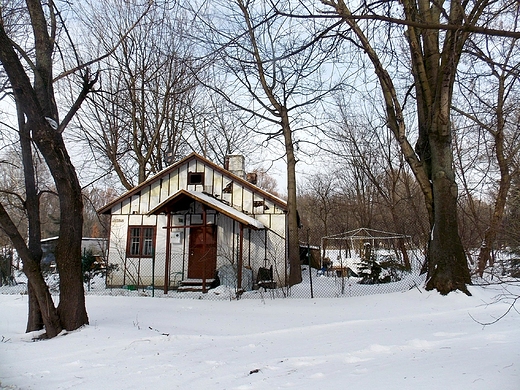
[188, 226, 217, 279]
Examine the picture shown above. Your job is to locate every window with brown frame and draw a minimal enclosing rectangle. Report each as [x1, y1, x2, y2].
[127, 226, 155, 257]
[188, 171, 204, 185]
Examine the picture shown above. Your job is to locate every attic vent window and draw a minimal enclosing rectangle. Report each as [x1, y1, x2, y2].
[188, 172, 204, 185]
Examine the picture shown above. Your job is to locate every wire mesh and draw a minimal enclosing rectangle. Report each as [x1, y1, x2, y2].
[0, 228, 429, 300]
[3, 226, 519, 301]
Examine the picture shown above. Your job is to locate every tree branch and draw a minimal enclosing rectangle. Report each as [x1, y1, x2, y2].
[53, 1, 154, 82]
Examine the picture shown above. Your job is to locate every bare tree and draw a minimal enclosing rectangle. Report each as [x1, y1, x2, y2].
[0, 0, 94, 336]
[77, 1, 201, 188]
[0, 0, 149, 337]
[313, 0, 520, 294]
[191, 94, 258, 166]
[82, 186, 117, 238]
[453, 24, 520, 275]
[299, 172, 339, 239]
[330, 106, 429, 249]
[503, 175, 520, 255]
[194, 0, 343, 285]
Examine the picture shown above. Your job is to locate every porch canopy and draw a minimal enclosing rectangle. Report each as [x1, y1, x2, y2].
[149, 189, 264, 293]
[147, 189, 265, 230]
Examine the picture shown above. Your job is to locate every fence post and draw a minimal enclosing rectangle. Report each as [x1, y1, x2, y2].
[308, 228, 313, 299]
[152, 249, 155, 298]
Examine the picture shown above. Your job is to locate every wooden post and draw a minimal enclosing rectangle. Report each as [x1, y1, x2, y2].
[164, 213, 171, 294]
[202, 206, 207, 293]
[237, 223, 243, 291]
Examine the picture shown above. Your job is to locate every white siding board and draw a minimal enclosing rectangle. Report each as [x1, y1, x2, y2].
[255, 214, 271, 230]
[154, 214, 167, 257]
[129, 195, 140, 214]
[213, 173, 223, 198]
[120, 198, 131, 214]
[178, 164, 188, 189]
[140, 187, 150, 213]
[269, 214, 286, 237]
[216, 216, 235, 269]
[149, 180, 162, 208]
[169, 169, 179, 194]
[204, 166, 214, 193]
[129, 214, 142, 225]
[158, 177, 167, 202]
[106, 215, 129, 286]
[242, 187, 253, 214]
[232, 185, 243, 211]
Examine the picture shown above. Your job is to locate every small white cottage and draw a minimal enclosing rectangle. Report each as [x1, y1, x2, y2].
[98, 153, 287, 293]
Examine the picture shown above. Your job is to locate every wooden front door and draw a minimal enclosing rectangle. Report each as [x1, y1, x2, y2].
[188, 226, 217, 279]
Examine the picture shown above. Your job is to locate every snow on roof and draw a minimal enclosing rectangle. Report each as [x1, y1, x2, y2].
[148, 189, 265, 230]
[323, 228, 411, 241]
[40, 237, 107, 243]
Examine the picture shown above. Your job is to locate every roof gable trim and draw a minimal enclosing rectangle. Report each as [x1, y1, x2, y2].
[98, 153, 286, 214]
[148, 189, 265, 230]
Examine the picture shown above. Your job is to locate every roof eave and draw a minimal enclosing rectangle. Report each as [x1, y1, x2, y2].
[148, 189, 265, 230]
[97, 152, 287, 215]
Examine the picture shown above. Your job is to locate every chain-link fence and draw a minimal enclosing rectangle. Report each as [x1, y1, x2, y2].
[0, 267, 427, 300]
[0, 228, 429, 300]
[3, 227, 519, 300]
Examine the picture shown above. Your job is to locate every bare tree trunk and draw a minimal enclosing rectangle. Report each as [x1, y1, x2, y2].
[53, 157, 88, 330]
[282, 112, 302, 286]
[426, 135, 471, 293]
[24, 272, 62, 338]
[235, 0, 304, 285]
[474, 56, 514, 276]
[0, 1, 90, 335]
[28, 102, 88, 329]
[476, 153, 511, 276]
[0, 203, 62, 338]
[18, 104, 46, 332]
[323, 0, 475, 294]
[26, 285, 44, 332]
[27, 0, 89, 330]
[411, 0, 474, 294]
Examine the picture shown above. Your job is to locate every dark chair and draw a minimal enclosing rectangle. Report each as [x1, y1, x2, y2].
[256, 265, 276, 290]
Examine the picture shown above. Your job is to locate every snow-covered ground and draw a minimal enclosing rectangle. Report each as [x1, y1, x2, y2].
[1, 282, 519, 389]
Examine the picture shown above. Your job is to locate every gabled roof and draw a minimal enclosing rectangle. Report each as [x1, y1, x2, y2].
[148, 189, 265, 230]
[323, 228, 411, 240]
[98, 152, 286, 214]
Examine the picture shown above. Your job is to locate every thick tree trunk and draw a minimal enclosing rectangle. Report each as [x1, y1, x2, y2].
[403, 0, 472, 294]
[36, 129, 89, 330]
[19, 109, 48, 333]
[56, 187, 89, 329]
[28, 0, 89, 330]
[425, 134, 471, 294]
[0, 4, 89, 334]
[282, 113, 302, 286]
[236, 1, 302, 287]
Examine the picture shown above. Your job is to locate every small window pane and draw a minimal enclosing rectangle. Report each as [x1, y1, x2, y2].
[144, 228, 154, 238]
[143, 228, 154, 256]
[130, 237, 140, 256]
